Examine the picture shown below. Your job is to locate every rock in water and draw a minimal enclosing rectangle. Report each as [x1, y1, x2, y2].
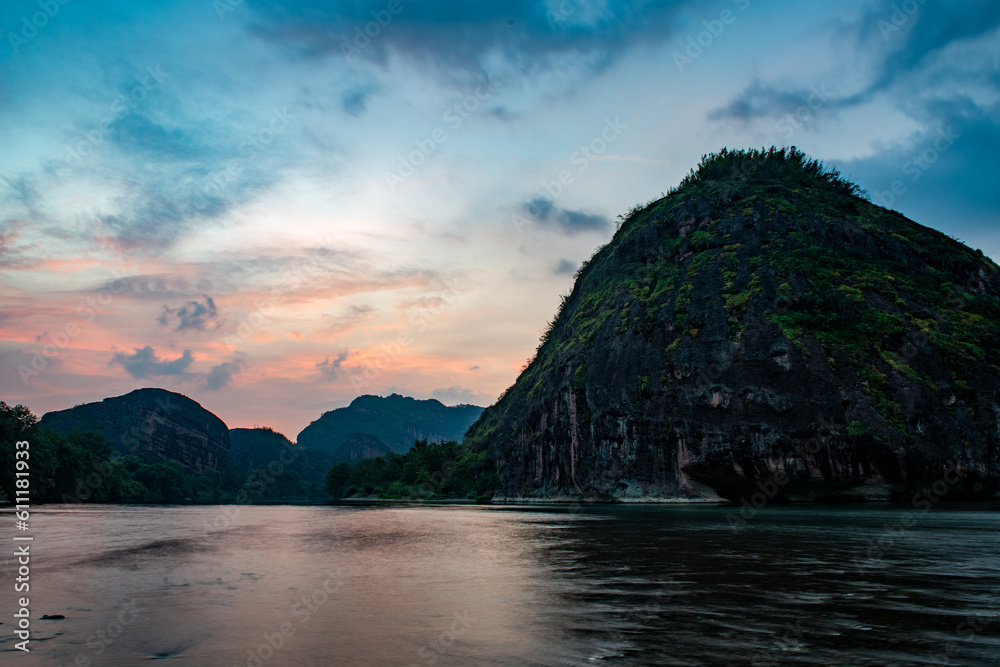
[41, 388, 230, 473]
[466, 148, 1000, 502]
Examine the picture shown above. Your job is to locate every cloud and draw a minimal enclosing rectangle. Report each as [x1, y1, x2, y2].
[1, 174, 41, 219]
[0, 221, 39, 269]
[521, 197, 610, 235]
[93, 273, 203, 299]
[316, 350, 350, 379]
[0, 177, 44, 268]
[158, 295, 218, 331]
[708, 80, 830, 125]
[857, 1, 1000, 96]
[341, 304, 375, 318]
[709, 2, 1000, 128]
[397, 296, 446, 311]
[90, 128, 281, 252]
[341, 84, 377, 116]
[204, 359, 246, 390]
[110, 346, 193, 379]
[94, 248, 442, 302]
[248, 0, 691, 85]
[107, 112, 206, 161]
[700, 1, 1000, 240]
[488, 105, 518, 122]
[554, 258, 577, 275]
[317, 305, 375, 338]
[431, 385, 487, 406]
[47, 99, 296, 254]
[837, 114, 1000, 257]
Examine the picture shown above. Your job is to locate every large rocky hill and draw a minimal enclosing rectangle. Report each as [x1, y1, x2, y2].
[228, 426, 334, 494]
[466, 148, 1000, 502]
[297, 394, 483, 455]
[41, 388, 230, 473]
[330, 432, 393, 463]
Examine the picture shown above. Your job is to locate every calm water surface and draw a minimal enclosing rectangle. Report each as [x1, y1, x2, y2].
[2, 503, 999, 666]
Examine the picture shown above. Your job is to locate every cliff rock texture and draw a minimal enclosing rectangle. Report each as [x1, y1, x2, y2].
[466, 149, 1000, 502]
[332, 432, 393, 463]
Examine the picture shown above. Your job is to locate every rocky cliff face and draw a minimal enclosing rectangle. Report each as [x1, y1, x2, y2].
[332, 432, 392, 463]
[41, 388, 230, 474]
[466, 148, 1000, 502]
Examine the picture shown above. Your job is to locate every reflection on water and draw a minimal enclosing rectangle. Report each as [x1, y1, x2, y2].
[2, 503, 1000, 665]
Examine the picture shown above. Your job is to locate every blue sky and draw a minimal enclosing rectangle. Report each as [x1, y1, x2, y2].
[1, 0, 998, 438]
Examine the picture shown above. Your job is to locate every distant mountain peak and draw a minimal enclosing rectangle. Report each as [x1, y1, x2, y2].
[299, 394, 483, 454]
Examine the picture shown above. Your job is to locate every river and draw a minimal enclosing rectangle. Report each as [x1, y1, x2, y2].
[2, 503, 999, 665]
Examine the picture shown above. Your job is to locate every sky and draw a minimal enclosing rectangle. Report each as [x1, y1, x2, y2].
[1, 0, 998, 440]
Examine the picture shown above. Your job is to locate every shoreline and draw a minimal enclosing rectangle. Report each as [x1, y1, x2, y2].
[488, 496, 730, 505]
[4, 494, 999, 508]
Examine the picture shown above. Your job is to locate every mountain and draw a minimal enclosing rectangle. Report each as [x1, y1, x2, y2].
[228, 426, 300, 470]
[228, 426, 334, 496]
[40, 388, 230, 473]
[331, 432, 393, 463]
[466, 148, 1000, 502]
[297, 394, 483, 455]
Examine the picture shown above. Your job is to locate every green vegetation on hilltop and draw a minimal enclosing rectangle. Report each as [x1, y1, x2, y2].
[667, 146, 865, 199]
